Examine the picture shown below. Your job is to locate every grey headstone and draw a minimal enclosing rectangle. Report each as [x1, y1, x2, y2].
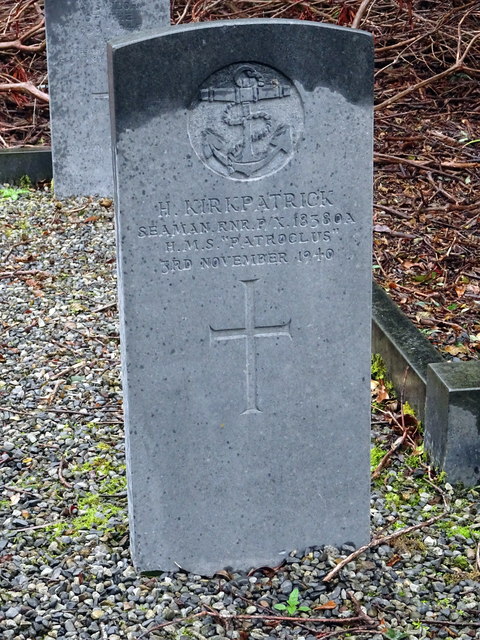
[425, 362, 480, 487]
[44, 0, 170, 197]
[109, 19, 374, 574]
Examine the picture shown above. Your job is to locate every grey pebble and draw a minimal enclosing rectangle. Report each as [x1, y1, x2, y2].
[5, 607, 20, 619]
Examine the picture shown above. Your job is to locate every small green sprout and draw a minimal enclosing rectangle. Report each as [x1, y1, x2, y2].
[384, 629, 409, 640]
[273, 588, 310, 616]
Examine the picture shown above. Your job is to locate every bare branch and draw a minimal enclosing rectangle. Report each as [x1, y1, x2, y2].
[322, 513, 446, 583]
[352, 0, 375, 29]
[0, 17, 45, 51]
[0, 81, 49, 103]
[375, 32, 480, 111]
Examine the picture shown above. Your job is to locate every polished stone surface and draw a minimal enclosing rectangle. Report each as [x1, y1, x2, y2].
[0, 149, 52, 184]
[425, 361, 480, 487]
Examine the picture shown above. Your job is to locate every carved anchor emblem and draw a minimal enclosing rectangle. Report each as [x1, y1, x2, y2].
[200, 65, 293, 178]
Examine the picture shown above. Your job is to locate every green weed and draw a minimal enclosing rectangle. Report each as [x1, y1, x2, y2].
[453, 556, 470, 570]
[18, 175, 32, 189]
[0, 186, 29, 200]
[371, 446, 387, 471]
[371, 354, 387, 380]
[273, 588, 310, 616]
[384, 629, 409, 639]
[405, 443, 425, 468]
[48, 492, 124, 538]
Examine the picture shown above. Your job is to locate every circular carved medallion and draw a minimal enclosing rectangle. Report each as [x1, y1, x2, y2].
[188, 63, 304, 181]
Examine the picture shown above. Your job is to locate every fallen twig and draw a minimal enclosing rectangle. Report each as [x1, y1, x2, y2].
[208, 612, 368, 625]
[316, 628, 378, 639]
[347, 591, 377, 627]
[92, 301, 117, 313]
[0, 17, 45, 52]
[419, 619, 480, 628]
[0, 269, 50, 279]
[0, 80, 49, 102]
[351, 0, 375, 29]
[45, 378, 65, 405]
[59, 204, 89, 214]
[423, 465, 452, 510]
[48, 360, 86, 382]
[138, 609, 377, 640]
[0, 38, 45, 52]
[373, 204, 411, 220]
[374, 153, 467, 179]
[138, 612, 209, 639]
[371, 432, 408, 479]
[322, 513, 446, 583]
[58, 458, 72, 489]
[11, 520, 66, 533]
[4, 241, 30, 261]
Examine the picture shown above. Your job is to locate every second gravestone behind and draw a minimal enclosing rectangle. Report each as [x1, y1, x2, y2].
[109, 19, 374, 574]
[45, 0, 170, 197]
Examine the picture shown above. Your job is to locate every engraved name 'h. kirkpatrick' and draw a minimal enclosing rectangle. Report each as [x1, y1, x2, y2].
[210, 279, 292, 414]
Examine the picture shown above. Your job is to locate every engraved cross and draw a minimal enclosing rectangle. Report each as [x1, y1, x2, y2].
[210, 279, 292, 415]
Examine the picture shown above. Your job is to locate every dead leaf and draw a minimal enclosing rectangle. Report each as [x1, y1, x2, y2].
[416, 312, 435, 326]
[377, 618, 387, 632]
[10, 493, 21, 506]
[213, 569, 234, 580]
[386, 554, 402, 567]
[312, 600, 337, 610]
[247, 561, 284, 577]
[385, 399, 400, 412]
[337, 4, 355, 25]
[372, 380, 390, 403]
[444, 344, 468, 356]
[83, 216, 99, 224]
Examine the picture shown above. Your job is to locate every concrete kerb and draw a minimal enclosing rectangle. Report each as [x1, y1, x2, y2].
[372, 281, 443, 422]
[0, 148, 52, 185]
[372, 282, 480, 486]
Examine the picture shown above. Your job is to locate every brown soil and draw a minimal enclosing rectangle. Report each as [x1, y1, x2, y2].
[1, 0, 479, 359]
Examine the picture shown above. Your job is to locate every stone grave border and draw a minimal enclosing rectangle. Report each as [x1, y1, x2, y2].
[373, 282, 480, 486]
[0, 148, 52, 184]
[1, 151, 478, 482]
[372, 282, 479, 425]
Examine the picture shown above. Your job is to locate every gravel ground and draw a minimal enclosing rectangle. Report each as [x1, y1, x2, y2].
[1, 187, 479, 640]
